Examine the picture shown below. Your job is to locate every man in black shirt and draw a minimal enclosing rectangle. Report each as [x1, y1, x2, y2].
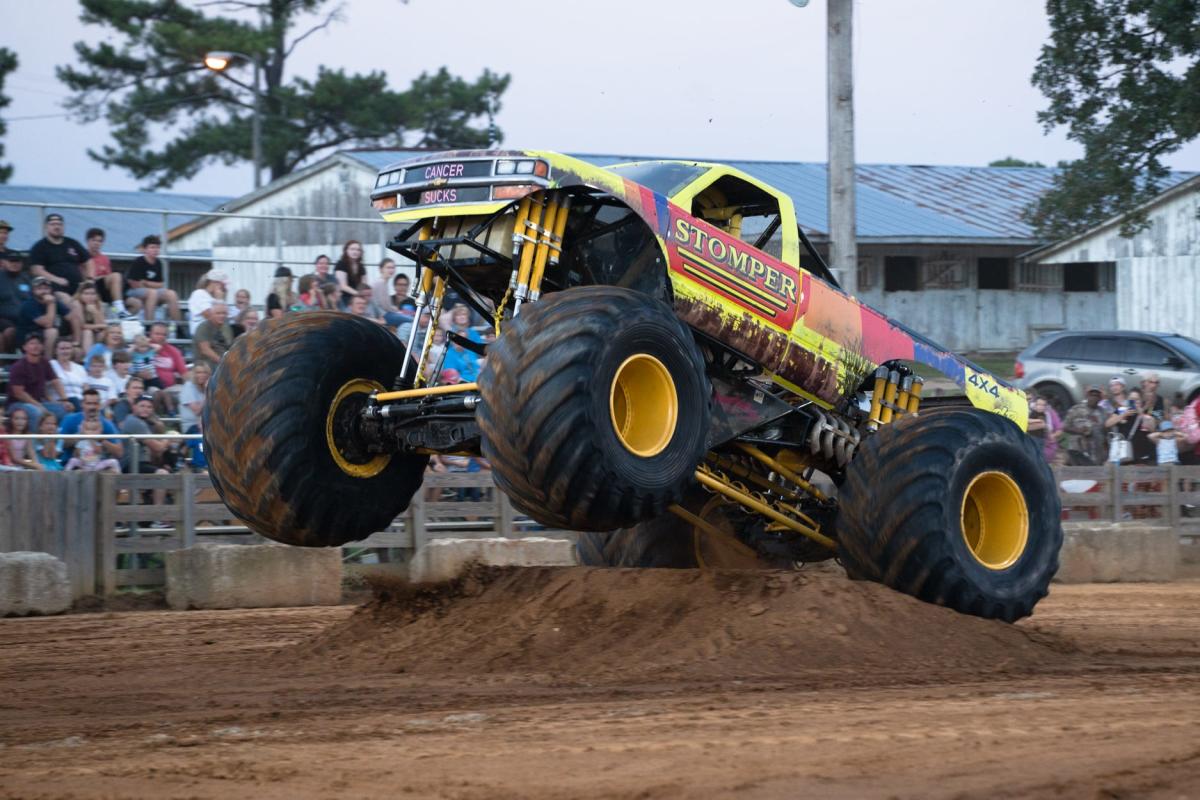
[0, 245, 26, 352]
[126, 235, 180, 322]
[30, 213, 90, 298]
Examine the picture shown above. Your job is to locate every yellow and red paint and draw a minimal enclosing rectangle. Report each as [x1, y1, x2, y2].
[376, 150, 1028, 430]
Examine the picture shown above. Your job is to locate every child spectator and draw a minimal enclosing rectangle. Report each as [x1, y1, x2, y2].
[295, 274, 322, 310]
[233, 288, 251, 317]
[111, 376, 146, 425]
[128, 334, 156, 381]
[83, 354, 119, 407]
[84, 228, 129, 317]
[32, 412, 63, 471]
[320, 281, 340, 310]
[65, 418, 122, 473]
[4, 406, 36, 469]
[109, 349, 132, 396]
[125, 235, 181, 323]
[1150, 419, 1182, 465]
[84, 324, 124, 369]
[72, 280, 110, 351]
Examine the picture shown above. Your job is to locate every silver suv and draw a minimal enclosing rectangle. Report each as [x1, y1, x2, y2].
[1015, 330, 1200, 413]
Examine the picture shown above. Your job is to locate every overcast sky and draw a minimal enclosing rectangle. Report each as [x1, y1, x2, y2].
[5, 0, 1200, 197]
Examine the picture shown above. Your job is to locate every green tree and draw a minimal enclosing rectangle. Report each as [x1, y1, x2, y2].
[987, 156, 1046, 168]
[1028, 0, 1200, 239]
[58, 0, 510, 189]
[0, 48, 17, 184]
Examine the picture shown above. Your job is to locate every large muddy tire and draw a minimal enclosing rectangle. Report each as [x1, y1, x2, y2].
[203, 312, 428, 547]
[479, 286, 709, 531]
[837, 408, 1061, 622]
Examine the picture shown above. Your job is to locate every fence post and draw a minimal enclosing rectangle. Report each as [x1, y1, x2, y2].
[1167, 462, 1180, 529]
[97, 472, 117, 595]
[180, 469, 196, 547]
[1111, 461, 1123, 522]
[409, 488, 427, 552]
[497, 491, 514, 537]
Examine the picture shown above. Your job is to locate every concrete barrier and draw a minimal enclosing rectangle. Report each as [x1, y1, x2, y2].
[1055, 523, 1178, 583]
[165, 543, 343, 610]
[0, 552, 72, 616]
[408, 537, 578, 583]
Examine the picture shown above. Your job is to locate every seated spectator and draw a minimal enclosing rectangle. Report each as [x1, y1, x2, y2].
[312, 255, 337, 291]
[295, 274, 323, 310]
[179, 362, 211, 433]
[0, 245, 28, 353]
[125, 235, 180, 323]
[373, 259, 399, 312]
[65, 418, 122, 473]
[32, 412, 63, 471]
[231, 306, 259, 337]
[187, 270, 229, 336]
[72, 280, 110, 351]
[128, 334, 159, 389]
[233, 288, 251, 318]
[148, 321, 186, 413]
[109, 349, 132, 397]
[49, 337, 86, 409]
[4, 406, 37, 469]
[334, 240, 367, 306]
[187, 416, 207, 471]
[85, 324, 124, 369]
[194, 301, 234, 371]
[82, 354, 119, 407]
[120, 394, 175, 479]
[320, 281, 340, 310]
[83, 227, 130, 318]
[7, 332, 72, 429]
[111, 376, 146, 425]
[389, 272, 417, 336]
[266, 267, 296, 318]
[58, 387, 122, 463]
[348, 291, 386, 326]
[18, 277, 69, 351]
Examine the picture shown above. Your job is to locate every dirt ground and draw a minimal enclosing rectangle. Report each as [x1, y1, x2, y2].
[2, 567, 1199, 799]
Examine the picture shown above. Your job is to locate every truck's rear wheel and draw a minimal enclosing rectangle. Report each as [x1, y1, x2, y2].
[479, 286, 710, 531]
[836, 408, 1061, 621]
[203, 312, 428, 547]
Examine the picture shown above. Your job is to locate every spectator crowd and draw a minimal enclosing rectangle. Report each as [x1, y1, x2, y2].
[1028, 373, 1200, 467]
[1, 214, 493, 485]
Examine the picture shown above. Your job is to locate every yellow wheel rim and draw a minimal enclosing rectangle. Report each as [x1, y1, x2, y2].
[325, 379, 390, 479]
[609, 354, 678, 457]
[960, 470, 1029, 570]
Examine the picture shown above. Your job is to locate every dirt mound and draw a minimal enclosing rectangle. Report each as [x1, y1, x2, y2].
[288, 566, 1068, 685]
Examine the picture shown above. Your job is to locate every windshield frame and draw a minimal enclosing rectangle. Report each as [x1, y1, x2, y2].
[607, 161, 710, 199]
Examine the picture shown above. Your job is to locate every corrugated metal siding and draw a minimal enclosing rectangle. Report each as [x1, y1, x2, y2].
[0, 185, 229, 255]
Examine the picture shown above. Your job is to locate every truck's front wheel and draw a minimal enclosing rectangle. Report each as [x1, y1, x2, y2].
[479, 286, 710, 531]
[203, 312, 428, 546]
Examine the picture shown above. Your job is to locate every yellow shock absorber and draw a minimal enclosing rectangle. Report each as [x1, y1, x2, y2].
[512, 193, 546, 315]
[694, 469, 835, 550]
[867, 366, 889, 429]
[908, 376, 924, 413]
[531, 195, 571, 302]
[879, 369, 901, 425]
[735, 443, 829, 503]
[895, 375, 913, 417]
[414, 275, 447, 387]
[396, 224, 437, 387]
[527, 197, 560, 304]
[496, 198, 533, 333]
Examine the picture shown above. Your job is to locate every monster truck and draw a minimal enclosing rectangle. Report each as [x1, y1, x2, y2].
[203, 150, 1061, 622]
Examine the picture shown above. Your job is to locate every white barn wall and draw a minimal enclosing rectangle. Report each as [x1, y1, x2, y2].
[1117, 256, 1200, 339]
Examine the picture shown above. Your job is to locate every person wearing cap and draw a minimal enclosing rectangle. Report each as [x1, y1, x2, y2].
[0, 246, 25, 352]
[1150, 418, 1182, 465]
[126, 235, 180, 323]
[1099, 375, 1129, 416]
[187, 269, 228, 335]
[0, 219, 12, 253]
[29, 214, 90, 299]
[6, 332, 73, 430]
[17, 277, 67, 351]
[1063, 385, 1108, 466]
[266, 266, 295, 319]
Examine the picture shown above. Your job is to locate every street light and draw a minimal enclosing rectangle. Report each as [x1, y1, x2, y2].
[203, 50, 264, 190]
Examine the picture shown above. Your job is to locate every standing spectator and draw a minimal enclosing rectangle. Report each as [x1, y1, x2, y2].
[49, 338, 87, 409]
[32, 412, 64, 471]
[72, 280, 110, 351]
[17, 277, 68, 350]
[0, 243, 28, 352]
[1140, 372, 1166, 420]
[334, 240, 366, 305]
[1062, 385, 1108, 466]
[1026, 394, 1062, 464]
[84, 324, 124, 369]
[58, 388, 122, 462]
[1100, 376, 1128, 415]
[29, 213, 90, 305]
[7, 333, 72, 429]
[232, 288, 251, 317]
[65, 418, 122, 473]
[126, 235, 181, 323]
[231, 306, 259, 337]
[111, 376, 146, 425]
[1179, 394, 1200, 466]
[187, 270, 229, 335]
[83, 228, 130, 317]
[266, 266, 295, 318]
[372, 259, 399, 311]
[194, 301, 234, 370]
[1106, 388, 1155, 464]
[82, 354, 119, 407]
[179, 362, 211, 434]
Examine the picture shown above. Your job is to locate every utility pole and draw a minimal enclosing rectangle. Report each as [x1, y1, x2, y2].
[827, 0, 857, 294]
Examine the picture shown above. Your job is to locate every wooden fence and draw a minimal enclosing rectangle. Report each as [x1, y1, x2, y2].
[1, 465, 1197, 599]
